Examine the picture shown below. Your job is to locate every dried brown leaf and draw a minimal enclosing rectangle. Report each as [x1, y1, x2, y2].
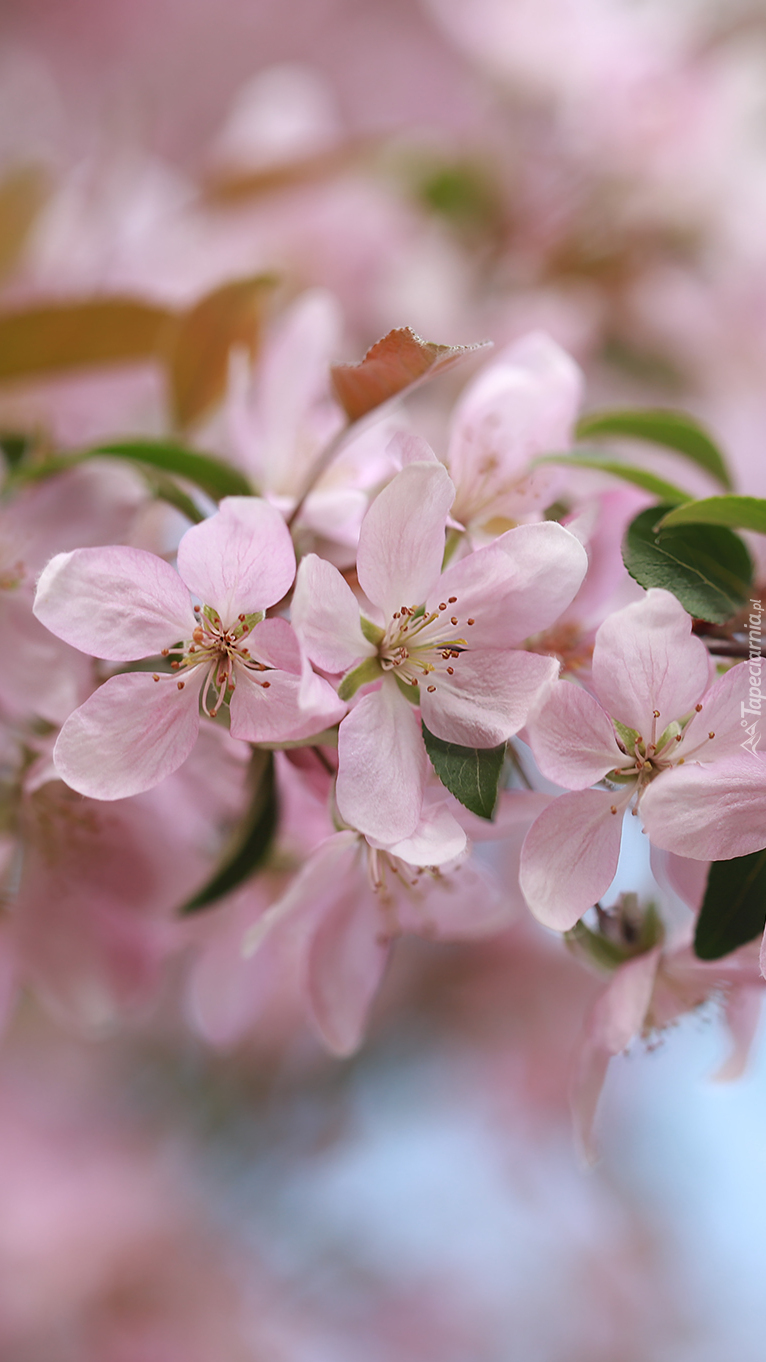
[165, 274, 277, 429]
[0, 298, 172, 382]
[330, 327, 490, 423]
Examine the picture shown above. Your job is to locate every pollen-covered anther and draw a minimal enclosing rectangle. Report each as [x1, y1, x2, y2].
[610, 805, 617, 814]
[427, 684, 436, 692]
[450, 616, 458, 625]
[467, 618, 475, 626]
[177, 681, 185, 691]
[709, 731, 715, 739]
[439, 603, 447, 611]
[653, 709, 661, 719]
[695, 703, 703, 712]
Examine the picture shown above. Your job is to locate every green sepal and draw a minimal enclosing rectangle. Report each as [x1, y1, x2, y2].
[612, 718, 640, 753]
[338, 656, 383, 701]
[360, 615, 385, 645]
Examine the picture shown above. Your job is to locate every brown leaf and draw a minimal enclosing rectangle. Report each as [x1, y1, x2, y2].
[330, 327, 490, 423]
[0, 298, 173, 383]
[0, 165, 49, 284]
[165, 274, 277, 430]
[204, 140, 375, 205]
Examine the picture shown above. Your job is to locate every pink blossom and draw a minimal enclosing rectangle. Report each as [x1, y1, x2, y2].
[243, 797, 510, 1056]
[446, 330, 584, 537]
[293, 460, 588, 842]
[571, 916, 763, 1163]
[33, 496, 345, 799]
[520, 589, 766, 930]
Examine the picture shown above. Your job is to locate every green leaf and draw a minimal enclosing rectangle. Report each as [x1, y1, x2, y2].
[537, 451, 690, 503]
[15, 440, 252, 502]
[181, 751, 278, 914]
[89, 440, 252, 500]
[421, 721, 505, 819]
[622, 504, 753, 624]
[142, 471, 205, 524]
[693, 850, 766, 960]
[0, 297, 172, 381]
[576, 408, 732, 490]
[658, 495, 766, 537]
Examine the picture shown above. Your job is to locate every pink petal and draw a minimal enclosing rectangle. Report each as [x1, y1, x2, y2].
[176, 496, 295, 620]
[713, 985, 763, 1082]
[678, 662, 758, 763]
[0, 594, 92, 724]
[526, 679, 625, 789]
[649, 846, 708, 912]
[640, 756, 766, 860]
[249, 617, 303, 674]
[421, 648, 559, 746]
[520, 789, 629, 930]
[291, 553, 373, 673]
[356, 461, 455, 617]
[587, 948, 661, 1054]
[572, 947, 661, 1163]
[336, 682, 428, 843]
[434, 521, 588, 649]
[388, 431, 441, 467]
[448, 331, 583, 493]
[53, 672, 202, 799]
[230, 667, 343, 743]
[34, 547, 196, 660]
[395, 859, 512, 939]
[592, 588, 710, 735]
[306, 869, 389, 1055]
[243, 831, 359, 960]
[381, 799, 467, 866]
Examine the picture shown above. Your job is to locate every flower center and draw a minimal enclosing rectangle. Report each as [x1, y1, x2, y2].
[155, 606, 271, 715]
[608, 703, 717, 806]
[378, 596, 474, 695]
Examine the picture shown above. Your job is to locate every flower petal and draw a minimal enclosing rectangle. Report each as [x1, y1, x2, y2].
[53, 672, 202, 799]
[678, 661, 759, 763]
[572, 946, 661, 1164]
[526, 679, 625, 789]
[306, 868, 390, 1056]
[34, 547, 196, 660]
[592, 588, 710, 735]
[176, 496, 295, 620]
[434, 521, 588, 649]
[291, 553, 372, 673]
[395, 859, 511, 939]
[448, 331, 583, 497]
[640, 756, 766, 860]
[520, 789, 629, 930]
[421, 648, 559, 746]
[336, 681, 427, 843]
[356, 461, 455, 617]
[230, 667, 344, 743]
[381, 799, 467, 866]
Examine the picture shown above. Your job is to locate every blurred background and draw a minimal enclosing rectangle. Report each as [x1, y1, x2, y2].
[2, 0, 766, 1357]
